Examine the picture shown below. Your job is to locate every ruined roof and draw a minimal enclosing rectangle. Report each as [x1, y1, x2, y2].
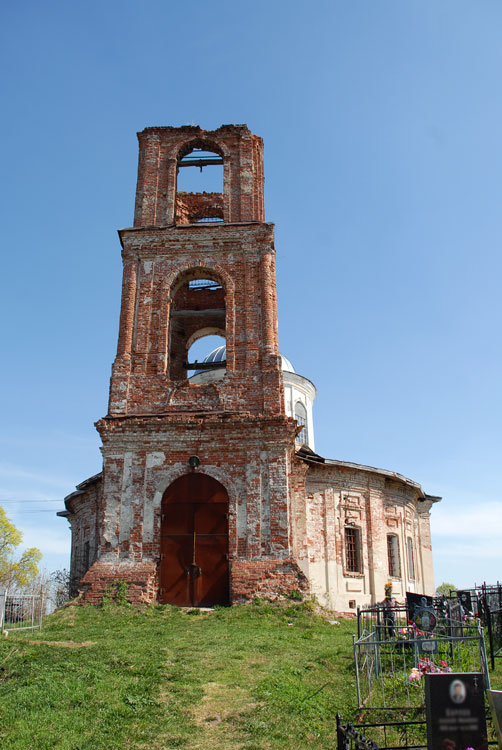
[296, 445, 441, 502]
[138, 124, 253, 138]
[57, 472, 103, 517]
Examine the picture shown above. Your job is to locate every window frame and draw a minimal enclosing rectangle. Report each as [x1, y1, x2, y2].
[407, 536, 415, 581]
[387, 534, 401, 578]
[344, 526, 363, 575]
[294, 401, 308, 445]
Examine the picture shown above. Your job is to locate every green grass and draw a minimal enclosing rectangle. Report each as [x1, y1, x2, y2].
[3, 602, 502, 750]
[0, 601, 358, 749]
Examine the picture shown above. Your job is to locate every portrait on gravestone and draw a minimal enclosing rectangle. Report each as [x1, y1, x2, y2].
[449, 679, 467, 704]
[425, 672, 487, 750]
[414, 607, 437, 633]
[457, 590, 473, 615]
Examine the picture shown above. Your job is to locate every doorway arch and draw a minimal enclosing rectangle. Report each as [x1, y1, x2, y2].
[159, 473, 229, 606]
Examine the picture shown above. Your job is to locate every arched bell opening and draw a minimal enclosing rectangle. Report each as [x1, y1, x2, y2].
[175, 139, 225, 225]
[167, 269, 226, 382]
[188, 333, 226, 385]
[159, 473, 229, 607]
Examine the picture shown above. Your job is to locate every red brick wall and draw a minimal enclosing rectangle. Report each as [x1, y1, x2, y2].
[175, 192, 224, 224]
[79, 560, 157, 605]
[133, 125, 264, 226]
[231, 560, 309, 602]
[110, 223, 283, 418]
[61, 124, 438, 609]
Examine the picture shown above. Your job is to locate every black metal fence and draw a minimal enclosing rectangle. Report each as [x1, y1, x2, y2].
[337, 711, 427, 750]
[337, 709, 500, 750]
[346, 589, 501, 748]
[448, 583, 502, 669]
[479, 583, 502, 669]
[357, 598, 464, 641]
[337, 714, 379, 750]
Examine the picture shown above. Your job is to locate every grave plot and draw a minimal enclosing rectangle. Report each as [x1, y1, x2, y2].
[353, 602, 490, 710]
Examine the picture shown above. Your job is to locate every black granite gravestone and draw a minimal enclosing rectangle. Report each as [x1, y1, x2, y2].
[425, 672, 487, 750]
[407, 592, 434, 623]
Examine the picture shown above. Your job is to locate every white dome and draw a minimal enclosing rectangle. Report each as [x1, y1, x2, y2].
[280, 354, 295, 373]
[194, 346, 296, 375]
[191, 344, 316, 451]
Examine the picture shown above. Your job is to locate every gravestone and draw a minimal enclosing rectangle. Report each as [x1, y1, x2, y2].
[407, 592, 434, 623]
[488, 690, 502, 749]
[425, 672, 487, 750]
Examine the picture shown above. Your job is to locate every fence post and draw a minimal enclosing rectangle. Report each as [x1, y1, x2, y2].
[353, 633, 362, 709]
[0, 588, 6, 630]
[485, 593, 495, 671]
[479, 620, 491, 689]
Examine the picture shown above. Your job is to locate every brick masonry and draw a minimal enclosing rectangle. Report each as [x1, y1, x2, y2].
[60, 125, 440, 610]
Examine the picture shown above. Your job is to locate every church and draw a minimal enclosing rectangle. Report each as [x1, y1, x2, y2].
[59, 125, 439, 611]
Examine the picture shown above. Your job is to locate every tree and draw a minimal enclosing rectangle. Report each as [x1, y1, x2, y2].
[0, 506, 42, 590]
[435, 581, 457, 597]
[50, 568, 71, 608]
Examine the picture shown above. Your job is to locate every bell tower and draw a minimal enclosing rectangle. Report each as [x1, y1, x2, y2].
[80, 125, 309, 605]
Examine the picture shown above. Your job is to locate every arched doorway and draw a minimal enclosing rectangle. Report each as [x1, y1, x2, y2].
[159, 473, 229, 606]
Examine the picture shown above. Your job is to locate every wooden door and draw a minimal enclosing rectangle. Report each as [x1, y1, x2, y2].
[159, 474, 229, 606]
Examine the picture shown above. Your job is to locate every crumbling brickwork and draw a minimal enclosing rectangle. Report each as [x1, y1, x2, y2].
[133, 125, 264, 226]
[60, 124, 439, 610]
[291, 456, 438, 610]
[175, 192, 223, 224]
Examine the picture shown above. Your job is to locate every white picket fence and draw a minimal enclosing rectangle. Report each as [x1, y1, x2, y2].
[0, 590, 43, 632]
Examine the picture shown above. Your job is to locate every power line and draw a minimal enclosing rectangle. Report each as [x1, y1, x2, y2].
[0, 499, 62, 504]
[10, 509, 64, 514]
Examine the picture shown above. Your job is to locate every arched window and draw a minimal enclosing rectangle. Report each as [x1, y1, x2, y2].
[175, 141, 224, 225]
[168, 272, 226, 381]
[387, 534, 401, 578]
[294, 401, 308, 444]
[188, 335, 226, 384]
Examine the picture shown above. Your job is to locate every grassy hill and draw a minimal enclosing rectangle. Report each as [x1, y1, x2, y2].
[0, 600, 358, 750]
[3, 600, 501, 749]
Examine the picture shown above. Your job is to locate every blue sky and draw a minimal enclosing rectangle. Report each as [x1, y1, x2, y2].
[1, 1, 501, 589]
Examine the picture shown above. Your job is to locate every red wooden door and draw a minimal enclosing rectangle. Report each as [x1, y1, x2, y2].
[159, 474, 229, 606]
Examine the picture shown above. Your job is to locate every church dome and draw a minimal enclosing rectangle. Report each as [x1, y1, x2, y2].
[193, 344, 226, 373]
[191, 345, 315, 450]
[194, 345, 296, 375]
[280, 354, 295, 373]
